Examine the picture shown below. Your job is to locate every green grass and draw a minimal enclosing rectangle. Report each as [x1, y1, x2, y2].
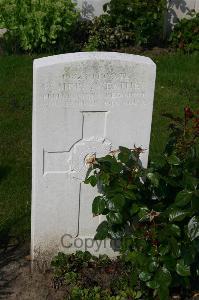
[0, 52, 198, 244]
[0, 55, 33, 243]
[150, 52, 199, 157]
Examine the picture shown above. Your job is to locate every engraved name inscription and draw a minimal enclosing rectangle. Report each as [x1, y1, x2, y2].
[39, 61, 147, 108]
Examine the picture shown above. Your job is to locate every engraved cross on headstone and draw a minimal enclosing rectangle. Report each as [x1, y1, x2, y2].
[43, 111, 111, 237]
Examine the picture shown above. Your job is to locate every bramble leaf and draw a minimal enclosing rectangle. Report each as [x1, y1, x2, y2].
[84, 175, 97, 187]
[146, 280, 160, 289]
[107, 212, 123, 224]
[188, 216, 199, 241]
[110, 194, 125, 211]
[92, 196, 106, 215]
[175, 190, 193, 207]
[139, 271, 152, 282]
[167, 154, 181, 165]
[157, 286, 169, 300]
[169, 208, 189, 222]
[147, 172, 159, 187]
[94, 221, 109, 240]
[176, 260, 190, 276]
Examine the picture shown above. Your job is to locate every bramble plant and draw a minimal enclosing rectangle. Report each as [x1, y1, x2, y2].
[169, 12, 199, 53]
[85, 107, 199, 299]
[0, 0, 79, 52]
[103, 0, 166, 46]
[84, 15, 134, 51]
[85, 0, 166, 50]
[51, 251, 143, 299]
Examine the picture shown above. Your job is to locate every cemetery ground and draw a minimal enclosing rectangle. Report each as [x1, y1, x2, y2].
[0, 51, 199, 299]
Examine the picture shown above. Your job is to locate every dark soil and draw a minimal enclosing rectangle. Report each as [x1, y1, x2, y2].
[0, 244, 66, 300]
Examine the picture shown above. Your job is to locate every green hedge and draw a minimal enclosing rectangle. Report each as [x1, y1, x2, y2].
[0, 0, 80, 53]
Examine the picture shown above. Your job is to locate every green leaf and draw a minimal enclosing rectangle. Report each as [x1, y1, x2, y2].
[99, 172, 110, 185]
[118, 150, 130, 163]
[159, 245, 170, 256]
[85, 166, 94, 179]
[162, 256, 176, 271]
[127, 184, 137, 190]
[97, 155, 114, 163]
[125, 251, 139, 263]
[188, 216, 199, 241]
[118, 177, 128, 188]
[84, 175, 97, 187]
[110, 194, 125, 211]
[157, 286, 169, 300]
[176, 260, 190, 277]
[148, 268, 171, 295]
[147, 172, 159, 187]
[183, 173, 198, 190]
[135, 291, 142, 299]
[169, 224, 181, 237]
[146, 280, 160, 289]
[139, 271, 152, 282]
[149, 260, 159, 272]
[157, 267, 172, 286]
[182, 246, 196, 265]
[124, 190, 137, 200]
[94, 221, 109, 240]
[167, 154, 181, 165]
[119, 146, 131, 156]
[125, 251, 147, 266]
[130, 272, 138, 287]
[169, 208, 189, 222]
[170, 237, 181, 258]
[107, 212, 122, 224]
[192, 191, 199, 209]
[110, 161, 123, 173]
[138, 206, 149, 221]
[92, 196, 106, 215]
[175, 190, 193, 207]
[130, 204, 140, 215]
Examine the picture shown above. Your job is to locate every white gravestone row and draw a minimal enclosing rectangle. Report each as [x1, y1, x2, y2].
[32, 52, 156, 262]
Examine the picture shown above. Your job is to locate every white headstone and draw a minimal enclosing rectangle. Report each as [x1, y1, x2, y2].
[32, 52, 156, 262]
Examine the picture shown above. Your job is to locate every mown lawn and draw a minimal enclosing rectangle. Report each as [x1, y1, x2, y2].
[0, 52, 198, 244]
[0, 56, 33, 244]
[150, 53, 198, 157]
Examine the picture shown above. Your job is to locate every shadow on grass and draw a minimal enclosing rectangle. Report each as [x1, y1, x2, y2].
[0, 214, 28, 254]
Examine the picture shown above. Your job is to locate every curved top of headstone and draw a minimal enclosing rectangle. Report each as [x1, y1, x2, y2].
[32, 49, 157, 261]
[34, 52, 156, 68]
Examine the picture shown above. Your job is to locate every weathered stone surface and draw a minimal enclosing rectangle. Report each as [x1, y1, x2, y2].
[32, 52, 156, 262]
